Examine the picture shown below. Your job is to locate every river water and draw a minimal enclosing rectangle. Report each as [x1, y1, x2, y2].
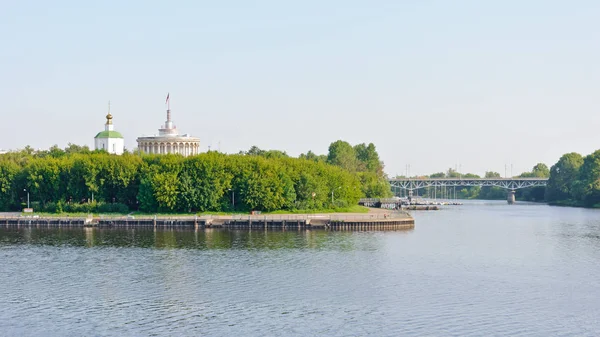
[1, 200, 600, 336]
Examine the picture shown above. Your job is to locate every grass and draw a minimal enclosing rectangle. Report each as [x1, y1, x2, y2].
[22, 212, 96, 218]
[133, 205, 370, 216]
[266, 205, 369, 214]
[22, 205, 371, 218]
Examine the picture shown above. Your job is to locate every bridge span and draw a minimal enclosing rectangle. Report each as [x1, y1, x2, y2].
[388, 178, 548, 204]
[389, 178, 548, 191]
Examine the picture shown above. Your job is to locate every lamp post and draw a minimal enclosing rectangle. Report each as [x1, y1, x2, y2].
[228, 189, 235, 210]
[331, 186, 341, 205]
[23, 188, 29, 209]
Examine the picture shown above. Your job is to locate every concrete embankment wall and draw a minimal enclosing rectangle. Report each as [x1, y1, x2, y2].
[98, 219, 203, 228]
[0, 216, 415, 230]
[0, 218, 86, 226]
[329, 219, 414, 230]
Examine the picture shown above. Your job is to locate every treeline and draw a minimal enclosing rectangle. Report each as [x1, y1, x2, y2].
[414, 150, 600, 207]
[545, 151, 600, 207]
[300, 141, 392, 198]
[0, 141, 392, 213]
[242, 140, 392, 199]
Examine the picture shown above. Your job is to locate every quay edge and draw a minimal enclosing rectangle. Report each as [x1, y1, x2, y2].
[0, 213, 414, 230]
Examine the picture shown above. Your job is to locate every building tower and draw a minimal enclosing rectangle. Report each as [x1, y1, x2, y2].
[94, 103, 125, 155]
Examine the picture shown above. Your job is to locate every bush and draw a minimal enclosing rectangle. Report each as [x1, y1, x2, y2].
[97, 202, 129, 214]
[333, 200, 349, 208]
[39, 201, 128, 214]
[43, 202, 58, 213]
[63, 202, 95, 213]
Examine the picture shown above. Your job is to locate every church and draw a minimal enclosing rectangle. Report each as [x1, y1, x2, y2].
[94, 107, 124, 155]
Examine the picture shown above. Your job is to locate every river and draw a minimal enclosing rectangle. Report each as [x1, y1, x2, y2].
[1, 200, 600, 336]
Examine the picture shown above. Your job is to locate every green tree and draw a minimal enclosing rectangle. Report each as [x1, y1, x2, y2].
[532, 163, 550, 177]
[359, 172, 392, 198]
[0, 142, 382, 213]
[520, 163, 550, 178]
[153, 171, 179, 210]
[354, 143, 383, 175]
[245, 146, 265, 156]
[446, 168, 461, 178]
[20, 157, 63, 205]
[573, 150, 600, 206]
[0, 160, 18, 210]
[178, 153, 232, 212]
[295, 172, 327, 209]
[546, 153, 583, 202]
[299, 150, 327, 163]
[327, 140, 357, 172]
[65, 143, 91, 155]
[477, 171, 504, 199]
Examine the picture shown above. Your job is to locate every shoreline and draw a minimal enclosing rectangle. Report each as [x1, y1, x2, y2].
[0, 209, 414, 230]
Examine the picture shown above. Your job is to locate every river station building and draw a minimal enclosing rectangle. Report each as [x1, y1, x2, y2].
[136, 104, 200, 156]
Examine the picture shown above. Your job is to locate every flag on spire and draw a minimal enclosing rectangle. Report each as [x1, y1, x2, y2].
[165, 93, 170, 104]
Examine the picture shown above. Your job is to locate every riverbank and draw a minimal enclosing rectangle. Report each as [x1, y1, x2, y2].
[8, 205, 371, 218]
[0, 208, 414, 230]
[548, 200, 600, 208]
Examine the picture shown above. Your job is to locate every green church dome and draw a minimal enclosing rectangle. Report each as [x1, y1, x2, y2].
[94, 130, 123, 139]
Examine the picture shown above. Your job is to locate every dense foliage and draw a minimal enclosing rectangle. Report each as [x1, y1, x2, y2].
[301, 141, 393, 198]
[0, 141, 392, 213]
[545, 151, 600, 207]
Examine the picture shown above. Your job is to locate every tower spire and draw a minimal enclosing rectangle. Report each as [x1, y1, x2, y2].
[105, 100, 114, 131]
[106, 100, 113, 125]
[165, 93, 172, 126]
[163, 93, 175, 131]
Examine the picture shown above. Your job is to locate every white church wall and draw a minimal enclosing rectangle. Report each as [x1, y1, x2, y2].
[95, 137, 124, 155]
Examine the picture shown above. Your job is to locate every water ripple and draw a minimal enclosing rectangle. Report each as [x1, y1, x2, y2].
[2, 203, 600, 336]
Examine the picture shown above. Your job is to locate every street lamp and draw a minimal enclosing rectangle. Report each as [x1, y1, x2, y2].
[228, 189, 235, 210]
[23, 188, 29, 209]
[331, 186, 341, 204]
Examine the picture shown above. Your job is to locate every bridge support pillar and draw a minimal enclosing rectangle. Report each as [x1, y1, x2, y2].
[507, 190, 516, 204]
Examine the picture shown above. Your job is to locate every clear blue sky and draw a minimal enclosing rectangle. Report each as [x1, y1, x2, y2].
[1, 0, 598, 177]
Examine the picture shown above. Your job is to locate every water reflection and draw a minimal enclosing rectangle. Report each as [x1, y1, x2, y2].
[0, 227, 412, 250]
[3, 202, 600, 336]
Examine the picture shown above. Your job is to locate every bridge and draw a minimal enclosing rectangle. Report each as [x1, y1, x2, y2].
[388, 178, 548, 204]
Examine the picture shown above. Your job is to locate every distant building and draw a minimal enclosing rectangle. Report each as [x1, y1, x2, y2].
[136, 96, 200, 156]
[94, 111, 124, 155]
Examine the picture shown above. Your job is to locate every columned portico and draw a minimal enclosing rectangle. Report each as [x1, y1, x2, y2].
[136, 96, 200, 157]
[137, 140, 200, 156]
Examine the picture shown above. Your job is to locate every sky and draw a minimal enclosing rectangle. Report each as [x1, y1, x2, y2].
[1, 0, 599, 177]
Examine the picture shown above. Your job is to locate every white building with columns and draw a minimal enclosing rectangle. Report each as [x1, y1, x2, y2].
[136, 106, 200, 156]
[94, 112, 125, 155]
